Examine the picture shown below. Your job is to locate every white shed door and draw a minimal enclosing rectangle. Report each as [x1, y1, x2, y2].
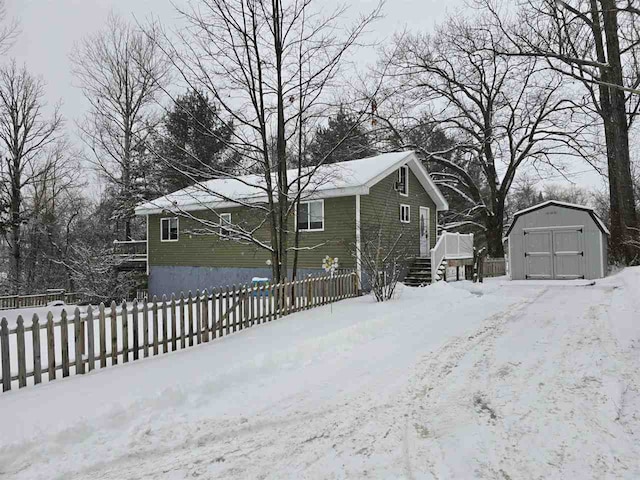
[552, 229, 584, 279]
[524, 228, 584, 279]
[524, 231, 553, 279]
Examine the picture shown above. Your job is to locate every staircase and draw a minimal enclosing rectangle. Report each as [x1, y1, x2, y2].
[403, 258, 434, 287]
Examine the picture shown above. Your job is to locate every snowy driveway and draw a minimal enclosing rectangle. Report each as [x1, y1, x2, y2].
[1, 270, 639, 479]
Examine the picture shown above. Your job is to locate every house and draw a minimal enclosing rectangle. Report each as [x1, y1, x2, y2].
[135, 151, 465, 297]
[504, 200, 609, 280]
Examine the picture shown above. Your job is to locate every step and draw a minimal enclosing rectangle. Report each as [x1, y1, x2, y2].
[408, 269, 432, 275]
[404, 279, 431, 287]
[404, 275, 432, 283]
[412, 260, 431, 266]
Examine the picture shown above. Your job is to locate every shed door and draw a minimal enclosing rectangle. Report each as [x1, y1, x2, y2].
[552, 228, 583, 279]
[524, 231, 553, 279]
[524, 228, 584, 279]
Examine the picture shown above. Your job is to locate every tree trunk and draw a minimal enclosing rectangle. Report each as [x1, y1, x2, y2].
[485, 219, 504, 257]
[600, 0, 638, 263]
[484, 202, 505, 258]
[9, 174, 21, 294]
[273, 0, 288, 282]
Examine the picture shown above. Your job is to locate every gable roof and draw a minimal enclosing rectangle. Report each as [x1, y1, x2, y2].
[505, 200, 610, 237]
[135, 150, 448, 215]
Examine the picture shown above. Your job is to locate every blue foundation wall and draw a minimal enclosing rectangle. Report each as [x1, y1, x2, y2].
[149, 266, 326, 297]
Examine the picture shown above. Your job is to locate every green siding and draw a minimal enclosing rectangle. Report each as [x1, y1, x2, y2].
[147, 165, 438, 272]
[148, 195, 356, 270]
[360, 167, 437, 257]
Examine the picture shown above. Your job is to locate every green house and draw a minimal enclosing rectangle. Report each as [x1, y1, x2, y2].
[135, 151, 449, 296]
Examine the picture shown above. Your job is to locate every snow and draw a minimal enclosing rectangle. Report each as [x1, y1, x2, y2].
[134, 151, 414, 214]
[1, 269, 640, 479]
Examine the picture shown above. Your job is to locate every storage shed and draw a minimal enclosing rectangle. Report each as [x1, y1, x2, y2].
[505, 201, 609, 280]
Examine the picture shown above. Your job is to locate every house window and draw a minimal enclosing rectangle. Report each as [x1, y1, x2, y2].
[161, 217, 179, 242]
[397, 165, 408, 196]
[400, 204, 410, 223]
[297, 200, 324, 231]
[219, 212, 231, 237]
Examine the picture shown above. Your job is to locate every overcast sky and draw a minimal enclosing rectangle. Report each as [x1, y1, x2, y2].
[5, 0, 605, 192]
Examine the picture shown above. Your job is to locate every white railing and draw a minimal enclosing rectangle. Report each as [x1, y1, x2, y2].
[430, 232, 474, 279]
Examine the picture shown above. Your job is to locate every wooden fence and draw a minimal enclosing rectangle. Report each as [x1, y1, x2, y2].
[0, 272, 358, 393]
[483, 257, 506, 278]
[0, 291, 83, 311]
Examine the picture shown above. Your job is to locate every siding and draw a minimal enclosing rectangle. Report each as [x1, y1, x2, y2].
[360, 167, 437, 257]
[148, 195, 356, 270]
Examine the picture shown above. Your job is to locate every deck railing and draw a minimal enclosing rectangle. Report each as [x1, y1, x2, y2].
[112, 240, 147, 260]
[430, 232, 474, 280]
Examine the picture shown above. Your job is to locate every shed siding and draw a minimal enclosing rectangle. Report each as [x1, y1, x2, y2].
[360, 167, 437, 256]
[509, 204, 605, 280]
[148, 195, 356, 271]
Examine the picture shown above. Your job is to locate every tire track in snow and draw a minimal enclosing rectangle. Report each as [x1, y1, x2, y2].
[398, 288, 549, 478]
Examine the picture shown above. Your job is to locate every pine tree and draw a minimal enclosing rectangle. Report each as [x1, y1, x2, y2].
[154, 89, 234, 193]
[305, 107, 375, 166]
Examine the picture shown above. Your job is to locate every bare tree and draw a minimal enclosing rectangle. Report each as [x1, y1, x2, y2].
[72, 13, 168, 241]
[483, 0, 640, 263]
[0, 61, 62, 293]
[379, 15, 588, 256]
[144, 0, 381, 283]
[0, 0, 18, 55]
[21, 140, 84, 291]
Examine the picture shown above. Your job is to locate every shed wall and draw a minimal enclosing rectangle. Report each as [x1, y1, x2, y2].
[508, 205, 605, 280]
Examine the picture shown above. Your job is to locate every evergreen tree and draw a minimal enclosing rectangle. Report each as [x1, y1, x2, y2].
[154, 89, 234, 193]
[306, 107, 375, 166]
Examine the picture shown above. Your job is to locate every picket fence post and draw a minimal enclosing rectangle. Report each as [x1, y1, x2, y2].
[61, 309, 70, 376]
[1, 318, 10, 391]
[87, 306, 95, 370]
[171, 294, 178, 350]
[132, 302, 139, 361]
[47, 312, 56, 380]
[99, 303, 106, 367]
[110, 301, 118, 366]
[74, 308, 85, 374]
[32, 314, 42, 384]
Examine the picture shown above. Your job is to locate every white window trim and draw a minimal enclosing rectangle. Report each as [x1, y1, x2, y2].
[160, 217, 179, 242]
[398, 165, 409, 197]
[400, 204, 411, 223]
[295, 199, 325, 232]
[219, 212, 232, 237]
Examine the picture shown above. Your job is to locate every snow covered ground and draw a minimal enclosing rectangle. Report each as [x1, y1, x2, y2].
[1, 269, 639, 479]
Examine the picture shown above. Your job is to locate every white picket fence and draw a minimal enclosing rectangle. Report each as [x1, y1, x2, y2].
[0, 272, 358, 393]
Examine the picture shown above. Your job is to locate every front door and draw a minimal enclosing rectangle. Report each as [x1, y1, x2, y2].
[419, 207, 430, 257]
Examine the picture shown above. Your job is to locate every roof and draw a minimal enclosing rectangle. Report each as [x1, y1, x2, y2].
[135, 150, 449, 215]
[505, 200, 610, 237]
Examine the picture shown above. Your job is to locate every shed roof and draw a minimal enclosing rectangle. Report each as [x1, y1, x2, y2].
[505, 200, 610, 237]
[135, 150, 448, 215]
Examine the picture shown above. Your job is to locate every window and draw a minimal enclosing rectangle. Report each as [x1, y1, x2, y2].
[219, 212, 231, 237]
[400, 204, 410, 223]
[161, 217, 179, 241]
[397, 165, 408, 196]
[297, 200, 324, 231]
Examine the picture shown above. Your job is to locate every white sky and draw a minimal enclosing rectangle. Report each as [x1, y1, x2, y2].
[5, 0, 606, 194]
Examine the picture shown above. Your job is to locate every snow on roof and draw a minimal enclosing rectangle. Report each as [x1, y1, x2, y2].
[135, 151, 448, 215]
[508, 200, 610, 235]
